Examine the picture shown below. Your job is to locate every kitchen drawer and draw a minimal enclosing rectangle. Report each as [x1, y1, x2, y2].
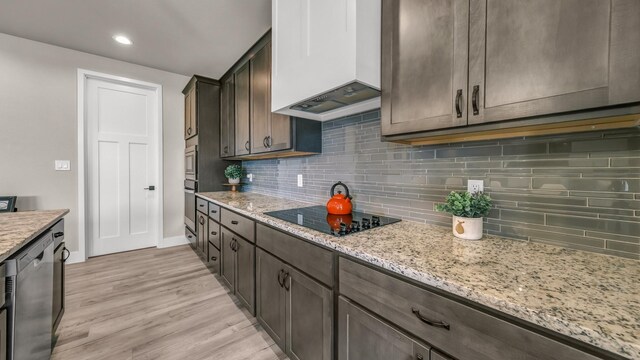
[208, 202, 220, 222]
[208, 219, 220, 249]
[220, 208, 255, 243]
[185, 227, 196, 248]
[196, 197, 209, 214]
[256, 224, 333, 286]
[339, 257, 599, 360]
[208, 242, 220, 273]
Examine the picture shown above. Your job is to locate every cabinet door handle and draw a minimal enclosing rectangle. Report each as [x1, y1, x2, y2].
[210, 231, 217, 236]
[472, 85, 480, 115]
[187, 127, 192, 135]
[416, 354, 425, 360]
[210, 256, 217, 261]
[283, 272, 290, 291]
[199, 216, 205, 225]
[277, 269, 285, 287]
[411, 308, 450, 330]
[455, 89, 463, 118]
[263, 136, 268, 148]
[229, 239, 235, 251]
[223, 145, 228, 154]
[267, 136, 272, 147]
[245, 140, 250, 151]
[62, 247, 70, 262]
[231, 220, 239, 225]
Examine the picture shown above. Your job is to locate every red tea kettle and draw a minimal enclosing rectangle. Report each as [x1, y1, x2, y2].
[327, 181, 352, 215]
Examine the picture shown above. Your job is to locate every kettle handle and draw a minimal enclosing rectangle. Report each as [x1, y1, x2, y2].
[330, 181, 350, 199]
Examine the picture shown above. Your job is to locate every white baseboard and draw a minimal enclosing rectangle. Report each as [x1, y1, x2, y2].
[66, 236, 188, 264]
[66, 250, 85, 264]
[159, 235, 189, 248]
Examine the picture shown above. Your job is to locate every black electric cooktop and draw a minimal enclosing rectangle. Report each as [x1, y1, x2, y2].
[264, 205, 401, 237]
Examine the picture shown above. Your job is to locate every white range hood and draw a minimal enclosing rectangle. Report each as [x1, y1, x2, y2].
[271, 0, 381, 121]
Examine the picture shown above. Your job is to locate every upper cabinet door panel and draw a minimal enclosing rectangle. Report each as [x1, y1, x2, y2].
[220, 75, 235, 158]
[251, 43, 273, 154]
[381, 0, 469, 136]
[235, 63, 251, 156]
[469, 0, 640, 125]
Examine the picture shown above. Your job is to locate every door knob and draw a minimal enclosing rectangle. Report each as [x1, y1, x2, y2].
[144, 186, 155, 190]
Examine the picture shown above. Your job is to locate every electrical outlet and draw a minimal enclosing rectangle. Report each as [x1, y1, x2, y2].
[247, 173, 254, 182]
[468, 180, 484, 194]
[297, 174, 303, 187]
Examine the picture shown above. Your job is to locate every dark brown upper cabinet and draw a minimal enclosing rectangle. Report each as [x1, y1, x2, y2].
[381, 0, 469, 136]
[184, 85, 197, 140]
[220, 31, 321, 160]
[381, 0, 640, 144]
[234, 62, 251, 156]
[468, 0, 640, 125]
[250, 41, 291, 154]
[220, 75, 235, 158]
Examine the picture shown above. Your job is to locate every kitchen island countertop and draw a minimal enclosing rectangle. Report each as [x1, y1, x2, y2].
[0, 209, 69, 262]
[197, 191, 639, 359]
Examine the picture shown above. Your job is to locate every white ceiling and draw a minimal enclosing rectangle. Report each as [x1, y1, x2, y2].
[0, 0, 271, 78]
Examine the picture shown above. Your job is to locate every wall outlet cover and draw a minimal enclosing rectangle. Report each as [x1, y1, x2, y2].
[247, 173, 254, 182]
[468, 180, 484, 193]
[297, 174, 303, 187]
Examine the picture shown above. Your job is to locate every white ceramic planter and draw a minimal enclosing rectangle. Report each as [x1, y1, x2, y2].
[452, 215, 483, 240]
[228, 178, 240, 184]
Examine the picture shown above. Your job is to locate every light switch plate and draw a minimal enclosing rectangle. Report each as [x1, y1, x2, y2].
[297, 174, 303, 187]
[55, 160, 71, 171]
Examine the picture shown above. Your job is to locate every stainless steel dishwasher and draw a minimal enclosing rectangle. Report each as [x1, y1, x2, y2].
[5, 230, 54, 360]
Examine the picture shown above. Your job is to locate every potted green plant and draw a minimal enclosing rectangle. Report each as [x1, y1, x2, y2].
[224, 164, 243, 184]
[436, 191, 492, 240]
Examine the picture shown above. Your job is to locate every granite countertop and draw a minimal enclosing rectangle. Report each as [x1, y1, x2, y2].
[197, 191, 639, 359]
[0, 209, 70, 262]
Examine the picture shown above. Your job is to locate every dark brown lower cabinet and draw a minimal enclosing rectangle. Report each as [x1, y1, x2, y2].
[207, 241, 220, 273]
[256, 249, 332, 360]
[52, 242, 66, 332]
[256, 249, 286, 348]
[220, 228, 235, 290]
[338, 297, 432, 360]
[220, 227, 255, 314]
[197, 211, 207, 252]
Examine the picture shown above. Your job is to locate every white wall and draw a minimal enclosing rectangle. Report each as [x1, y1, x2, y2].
[0, 33, 190, 253]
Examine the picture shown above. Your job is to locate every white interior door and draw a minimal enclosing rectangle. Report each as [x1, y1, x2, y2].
[86, 77, 159, 256]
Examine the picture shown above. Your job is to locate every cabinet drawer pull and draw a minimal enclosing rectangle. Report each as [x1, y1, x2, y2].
[416, 355, 424, 360]
[211, 210, 217, 214]
[455, 89, 463, 118]
[411, 307, 450, 330]
[210, 256, 217, 261]
[210, 231, 217, 236]
[277, 269, 285, 287]
[472, 85, 480, 115]
[231, 220, 239, 225]
[54, 231, 64, 238]
[283, 272, 290, 291]
[199, 203, 205, 207]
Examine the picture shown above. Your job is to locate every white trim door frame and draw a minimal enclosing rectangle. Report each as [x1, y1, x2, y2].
[77, 69, 163, 261]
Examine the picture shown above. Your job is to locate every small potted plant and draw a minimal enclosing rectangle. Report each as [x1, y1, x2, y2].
[436, 191, 492, 240]
[224, 164, 243, 184]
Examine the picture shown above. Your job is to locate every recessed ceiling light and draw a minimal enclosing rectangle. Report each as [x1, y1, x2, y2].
[113, 35, 133, 45]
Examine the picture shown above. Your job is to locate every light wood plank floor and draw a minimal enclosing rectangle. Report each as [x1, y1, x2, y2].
[52, 245, 287, 360]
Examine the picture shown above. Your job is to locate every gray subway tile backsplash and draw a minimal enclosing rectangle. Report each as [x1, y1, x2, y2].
[243, 110, 640, 260]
